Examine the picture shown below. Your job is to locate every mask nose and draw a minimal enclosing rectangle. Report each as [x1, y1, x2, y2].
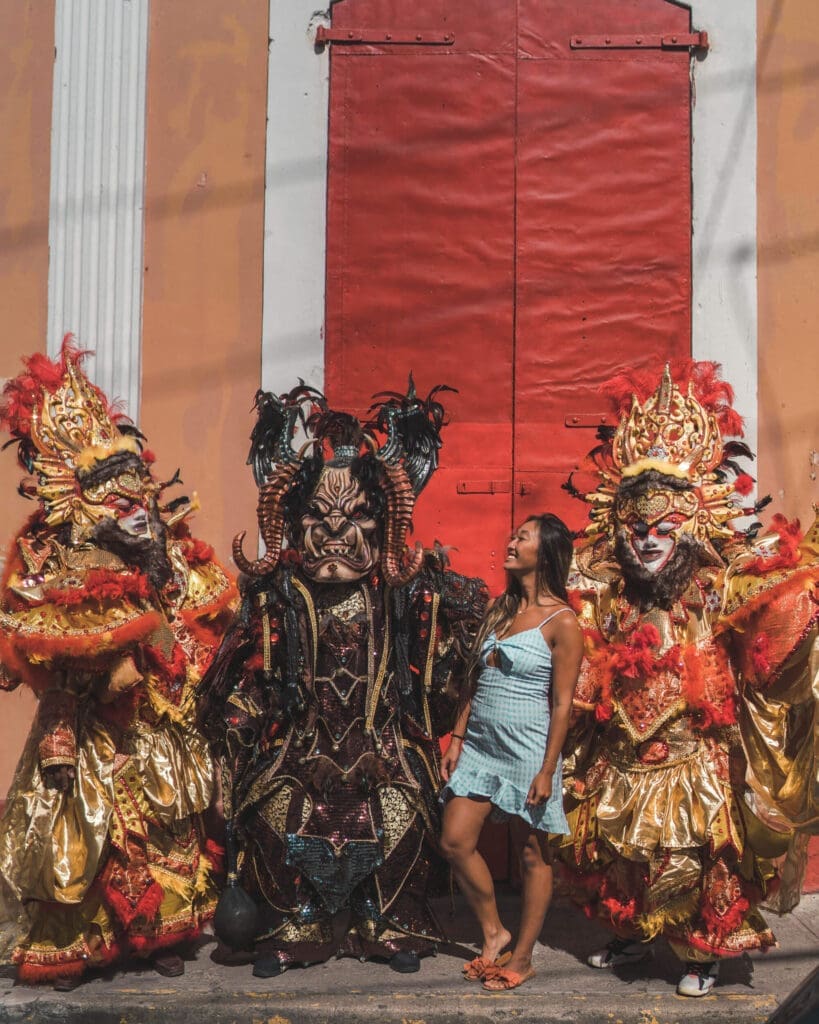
[324, 512, 348, 535]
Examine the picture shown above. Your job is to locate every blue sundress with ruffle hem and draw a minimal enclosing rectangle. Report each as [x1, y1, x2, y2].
[441, 610, 572, 834]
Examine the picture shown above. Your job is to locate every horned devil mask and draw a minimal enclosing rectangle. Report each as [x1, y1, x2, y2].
[233, 378, 455, 587]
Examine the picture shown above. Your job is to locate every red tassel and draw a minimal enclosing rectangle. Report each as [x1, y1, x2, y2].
[734, 472, 755, 496]
[700, 893, 749, 941]
[601, 894, 638, 927]
[204, 838, 225, 877]
[743, 514, 803, 575]
[751, 634, 772, 676]
[103, 876, 164, 929]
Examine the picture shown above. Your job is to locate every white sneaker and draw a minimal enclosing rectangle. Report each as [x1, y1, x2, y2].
[587, 937, 652, 968]
[676, 960, 719, 997]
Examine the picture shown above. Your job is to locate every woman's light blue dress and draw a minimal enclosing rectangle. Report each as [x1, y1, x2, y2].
[442, 610, 572, 834]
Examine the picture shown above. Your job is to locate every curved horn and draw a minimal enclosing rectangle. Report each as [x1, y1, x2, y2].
[379, 457, 424, 588]
[233, 460, 303, 577]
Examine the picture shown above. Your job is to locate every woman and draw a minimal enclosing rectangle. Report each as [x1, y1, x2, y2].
[440, 513, 583, 992]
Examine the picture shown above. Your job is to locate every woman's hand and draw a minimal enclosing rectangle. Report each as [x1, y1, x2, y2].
[526, 767, 554, 806]
[440, 736, 463, 782]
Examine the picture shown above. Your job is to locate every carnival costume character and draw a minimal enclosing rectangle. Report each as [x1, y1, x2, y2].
[0, 340, 237, 988]
[201, 380, 486, 977]
[560, 362, 818, 997]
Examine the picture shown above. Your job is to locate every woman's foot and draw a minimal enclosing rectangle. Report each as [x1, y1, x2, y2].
[482, 965, 536, 992]
[462, 950, 512, 981]
[479, 926, 512, 965]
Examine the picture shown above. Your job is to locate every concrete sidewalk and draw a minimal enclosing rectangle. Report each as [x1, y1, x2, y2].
[1, 890, 817, 1024]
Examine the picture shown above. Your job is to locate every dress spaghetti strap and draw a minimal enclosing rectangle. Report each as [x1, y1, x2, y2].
[536, 607, 575, 629]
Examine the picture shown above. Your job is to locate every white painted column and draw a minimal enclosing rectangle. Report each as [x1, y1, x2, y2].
[48, 0, 149, 421]
[690, 1, 757, 455]
[261, 2, 330, 395]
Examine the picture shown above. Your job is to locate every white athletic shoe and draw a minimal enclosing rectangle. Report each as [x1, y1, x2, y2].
[587, 937, 652, 968]
[676, 960, 719, 997]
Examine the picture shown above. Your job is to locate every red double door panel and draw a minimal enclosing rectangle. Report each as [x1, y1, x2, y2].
[325, 0, 693, 593]
[324, 1, 694, 876]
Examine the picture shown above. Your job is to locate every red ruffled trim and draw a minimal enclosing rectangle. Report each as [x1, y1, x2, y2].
[38, 568, 150, 608]
[15, 936, 123, 984]
[16, 958, 87, 985]
[742, 514, 804, 575]
[0, 609, 163, 687]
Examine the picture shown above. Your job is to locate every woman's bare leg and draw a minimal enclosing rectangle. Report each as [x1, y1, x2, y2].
[440, 797, 512, 960]
[498, 818, 554, 978]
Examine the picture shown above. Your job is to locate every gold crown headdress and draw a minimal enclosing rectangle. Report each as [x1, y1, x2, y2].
[581, 363, 748, 551]
[2, 338, 144, 537]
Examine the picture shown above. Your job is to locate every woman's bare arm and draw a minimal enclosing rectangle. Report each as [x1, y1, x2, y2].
[527, 611, 584, 805]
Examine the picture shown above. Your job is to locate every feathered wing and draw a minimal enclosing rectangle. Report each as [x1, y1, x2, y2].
[719, 514, 819, 909]
[368, 375, 456, 494]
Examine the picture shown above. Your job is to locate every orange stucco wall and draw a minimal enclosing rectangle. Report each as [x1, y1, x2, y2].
[757, 0, 819, 891]
[757, 1, 819, 520]
[139, 0, 268, 565]
[0, 0, 55, 796]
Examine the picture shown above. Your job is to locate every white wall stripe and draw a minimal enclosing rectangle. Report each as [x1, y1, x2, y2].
[690, 1, 758, 457]
[47, 0, 149, 422]
[261, 1, 330, 397]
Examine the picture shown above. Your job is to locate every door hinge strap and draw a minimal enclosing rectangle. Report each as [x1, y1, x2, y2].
[316, 27, 455, 46]
[457, 480, 511, 495]
[570, 32, 709, 52]
[565, 413, 615, 428]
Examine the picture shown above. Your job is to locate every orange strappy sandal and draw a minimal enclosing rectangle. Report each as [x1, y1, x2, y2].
[462, 950, 512, 982]
[482, 966, 536, 991]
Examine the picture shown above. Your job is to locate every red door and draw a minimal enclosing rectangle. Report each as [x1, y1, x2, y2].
[324, 0, 696, 580]
[324, 1, 518, 589]
[323, 0, 699, 875]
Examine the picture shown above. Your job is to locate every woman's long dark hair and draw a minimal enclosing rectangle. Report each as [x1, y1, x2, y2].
[463, 513, 575, 694]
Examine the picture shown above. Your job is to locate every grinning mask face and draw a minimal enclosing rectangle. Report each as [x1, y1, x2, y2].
[300, 466, 380, 582]
[79, 460, 157, 541]
[615, 487, 699, 574]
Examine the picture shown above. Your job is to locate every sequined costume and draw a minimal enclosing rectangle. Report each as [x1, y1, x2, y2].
[201, 381, 486, 968]
[0, 340, 237, 985]
[560, 363, 818, 965]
